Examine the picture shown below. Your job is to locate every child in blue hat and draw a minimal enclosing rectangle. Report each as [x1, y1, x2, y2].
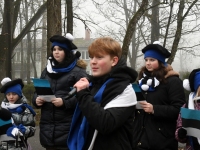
[0, 77, 36, 145]
[132, 41, 185, 150]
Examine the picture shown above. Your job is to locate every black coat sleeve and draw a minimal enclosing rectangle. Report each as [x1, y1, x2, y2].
[76, 89, 134, 134]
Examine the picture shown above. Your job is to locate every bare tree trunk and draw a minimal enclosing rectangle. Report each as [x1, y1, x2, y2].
[122, 0, 148, 61]
[167, 0, 198, 64]
[25, 0, 31, 83]
[41, 7, 47, 72]
[47, 0, 61, 57]
[26, 36, 31, 83]
[1, 0, 13, 78]
[163, 0, 174, 47]
[19, 9, 24, 79]
[31, 1, 38, 78]
[151, 0, 160, 43]
[0, 1, 47, 81]
[33, 26, 37, 78]
[66, 0, 73, 34]
[124, 0, 138, 69]
[130, 1, 137, 69]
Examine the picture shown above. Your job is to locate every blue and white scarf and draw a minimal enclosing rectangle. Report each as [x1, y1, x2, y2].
[67, 79, 113, 150]
[139, 73, 160, 91]
[47, 57, 77, 73]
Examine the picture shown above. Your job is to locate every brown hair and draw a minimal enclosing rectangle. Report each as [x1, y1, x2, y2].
[195, 86, 200, 97]
[138, 61, 167, 83]
[88, 37, 122, 58]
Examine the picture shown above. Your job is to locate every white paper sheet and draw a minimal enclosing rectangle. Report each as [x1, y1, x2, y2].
[136, 100, 146, 109]
[39, 95, 56, 102]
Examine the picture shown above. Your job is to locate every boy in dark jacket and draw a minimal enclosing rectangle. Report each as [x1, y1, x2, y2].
[68, 37, 138, 150]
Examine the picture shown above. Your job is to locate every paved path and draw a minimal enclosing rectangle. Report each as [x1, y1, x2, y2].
[28, 126, 45, 150]
[28, 126, 185, 150]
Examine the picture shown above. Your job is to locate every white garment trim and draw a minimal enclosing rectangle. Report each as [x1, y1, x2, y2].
[154, 77, 160, 87]
[88, 84, 137, 150]
[46, 58, 57, 73]
[104, 84, 137, 109]
[188, 92, 195, 110]
[1, 102, 22, 109]
[1, 102, 21, 124]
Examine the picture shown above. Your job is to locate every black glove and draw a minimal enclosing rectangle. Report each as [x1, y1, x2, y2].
[28, 126, 36, 137]
[25, 126, 36, 138]
[0, 108, 12, 120]
[178, 128, 187, 139]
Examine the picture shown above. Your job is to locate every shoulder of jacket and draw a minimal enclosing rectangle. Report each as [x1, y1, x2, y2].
[71, 65, 87, 73]
[76, 59, 87, 69]
[166, 75, 181, 82]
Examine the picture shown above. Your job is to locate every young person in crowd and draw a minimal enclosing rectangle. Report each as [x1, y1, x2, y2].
[176, 68, 200, 150]
[0, 77, 36, 149]
[68, 37, 138, 150]
[132, 41, 185, 150]
[32, 33, 87, 150]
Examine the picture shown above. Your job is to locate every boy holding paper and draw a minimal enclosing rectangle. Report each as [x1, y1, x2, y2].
[176, 68, 200, 149]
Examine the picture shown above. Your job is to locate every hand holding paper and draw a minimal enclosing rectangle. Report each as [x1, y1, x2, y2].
[139, 101, 154, 114]
[51, 97, 63, 107]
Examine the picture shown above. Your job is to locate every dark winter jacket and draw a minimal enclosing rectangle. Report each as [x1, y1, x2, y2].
[133, 65, 185, 150]
[32, 62, 87, 148]
[72, 63, 138, 150]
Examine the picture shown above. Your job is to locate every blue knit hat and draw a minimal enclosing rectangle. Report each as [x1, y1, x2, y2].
[52, 41, 70, 51]
[5, 84, 22, 97]
[0, 78, 24, 97]
[194, 71, 200, 92]
[144, 49, 166, 65]
[142, 41, 171, 66]
[50, 33, 77, 53]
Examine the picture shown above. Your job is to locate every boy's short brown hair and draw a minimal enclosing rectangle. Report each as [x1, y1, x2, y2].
[88, 37, 122, 58]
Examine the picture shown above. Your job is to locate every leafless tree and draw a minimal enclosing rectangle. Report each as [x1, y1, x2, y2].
[47, 0, 61, 57]
[79, 0, 200, 71]
[0, 0, 47, 79]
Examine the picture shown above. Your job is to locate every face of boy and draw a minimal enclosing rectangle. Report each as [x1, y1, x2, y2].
[6, 92, 19, 104]
[90, 53, 118, 77]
